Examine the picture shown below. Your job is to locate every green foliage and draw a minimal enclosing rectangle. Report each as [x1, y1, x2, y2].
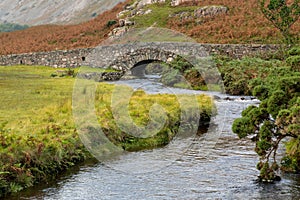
[106, 20, 117, 27]
[160, 57, 208, 90]
[287, 46, 300, 55]
[259, 0, 300, 44]
[161, 68, 183, 86]
[0, 23, 29, 32]
[232, 54, 300, 182]
[216, 56, 283, 95]
[286, 46, 300, 71]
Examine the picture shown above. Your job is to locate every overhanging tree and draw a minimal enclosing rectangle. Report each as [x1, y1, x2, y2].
[259, 0, 300, 44]
[232, 47, 300, 182]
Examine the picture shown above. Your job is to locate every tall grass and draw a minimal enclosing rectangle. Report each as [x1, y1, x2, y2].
[0, 65, 214, 196]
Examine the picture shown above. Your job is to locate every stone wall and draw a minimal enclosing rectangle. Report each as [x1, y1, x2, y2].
[0, 44, 280, 69]
[0, 48, 93, 68]
[201, 44, 280, 58]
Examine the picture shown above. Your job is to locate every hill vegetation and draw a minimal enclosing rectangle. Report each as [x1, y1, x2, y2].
[0, 0, 299, 55]
[0, 0, 129, 55]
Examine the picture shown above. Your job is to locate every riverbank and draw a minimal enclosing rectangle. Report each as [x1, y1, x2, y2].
[5, 73, 300, 200]
[160, 49, 297, 96]
[0, 65, 214, 197]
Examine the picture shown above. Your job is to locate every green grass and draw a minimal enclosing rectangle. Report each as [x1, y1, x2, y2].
[0, 65, 214, 197]
[0, 66, 74, 126]
[132, 3, 197, 28]
[0, 65, 88, 197]
[78, 66, 119, 73]
[93, 84, 214, 151]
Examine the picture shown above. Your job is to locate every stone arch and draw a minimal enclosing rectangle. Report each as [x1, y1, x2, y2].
[130, 59, 159, 77]
[84, 42, 223, 90]
[109, 47, 178, 73]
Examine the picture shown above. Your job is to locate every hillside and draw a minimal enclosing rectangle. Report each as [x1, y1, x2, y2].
[0, 0, 299, 55]
[0, 1, 129, 55]
[0, 0, 124, 25]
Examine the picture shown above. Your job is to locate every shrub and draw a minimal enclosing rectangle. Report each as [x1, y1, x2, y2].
[106, 20, 117, 27]
[232, 63, 300, 182]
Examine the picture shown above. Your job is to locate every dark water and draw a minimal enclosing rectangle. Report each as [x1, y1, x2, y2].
[5, 76, 300, 200]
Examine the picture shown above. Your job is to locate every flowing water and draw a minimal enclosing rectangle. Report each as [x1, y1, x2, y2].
[5, 76, 300, 200]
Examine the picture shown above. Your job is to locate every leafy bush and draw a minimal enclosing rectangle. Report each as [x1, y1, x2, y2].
[287, 46, 300, 56]
[286, 46, 300, 71]
[259, 0, 300, 44]
[106, 20, 117, 27]
[286, 55, 300, 71]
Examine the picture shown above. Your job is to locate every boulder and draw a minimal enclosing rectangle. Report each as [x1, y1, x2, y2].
[118, 18, 134, 27]
[136, 9, 153, 15]
[117, 10, 128, 19]
[169, 11, 193, 20]
[137, 0, 166, 9]
[171, 0, 194, 6]
[109, 27, 128, 37]
[119, 19, 125, 27]
[194, 5, 228, 18]
[124, 19, 135, 26]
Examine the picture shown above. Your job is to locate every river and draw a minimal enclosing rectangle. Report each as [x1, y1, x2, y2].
[5, 76, 300, 200]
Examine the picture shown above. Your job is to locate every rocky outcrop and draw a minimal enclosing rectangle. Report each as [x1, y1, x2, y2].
[111, 0, 166, 38]
[137, 0, 165, 9]
[171, 0, 193, 6]
[169, 5, 228, 22]
[194, 6, 228, 17]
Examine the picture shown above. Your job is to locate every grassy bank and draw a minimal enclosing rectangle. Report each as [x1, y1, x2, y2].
[0, 66, 89, 196]
[0, 65, 214, 197]
[94, 83, 214, 151]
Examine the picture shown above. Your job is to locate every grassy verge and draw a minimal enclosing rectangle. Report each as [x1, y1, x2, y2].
[0, 66, 89, 196]
[94, 83, 214, 151]
[0, 65, 214, 197]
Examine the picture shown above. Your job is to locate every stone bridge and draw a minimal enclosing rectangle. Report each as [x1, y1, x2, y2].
[84, 42, 210, 74]
[0, 42, 279, 73]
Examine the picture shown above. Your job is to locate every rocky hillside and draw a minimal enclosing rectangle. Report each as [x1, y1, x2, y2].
[0, 0, 124, 25]
[0, 0, 299, 55]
